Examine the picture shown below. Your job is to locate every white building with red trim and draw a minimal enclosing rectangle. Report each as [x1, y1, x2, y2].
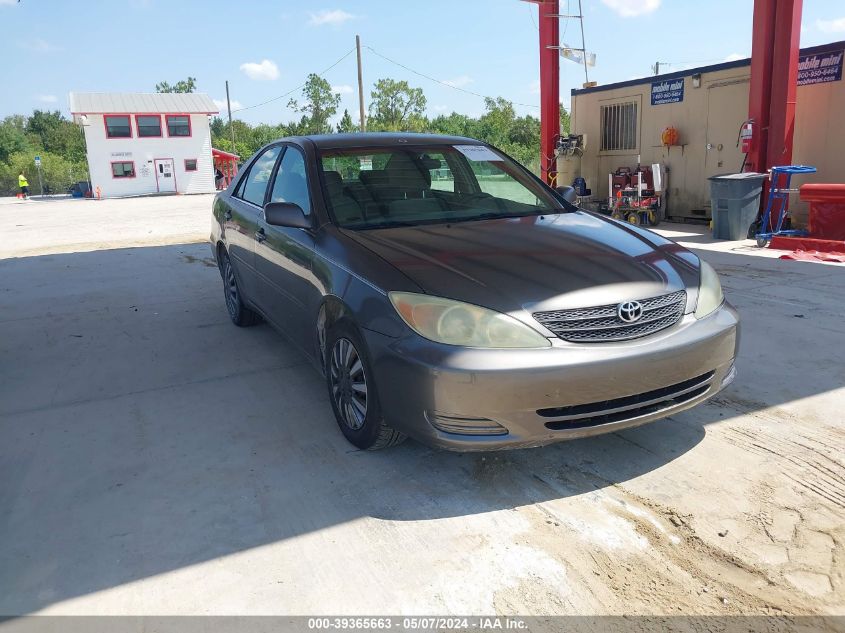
[69, 92, 219, 198]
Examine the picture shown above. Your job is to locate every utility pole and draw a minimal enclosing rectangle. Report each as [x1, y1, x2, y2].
[356, 35, 366, 131]
[653, 61, 661, 75]
[225, 80, 235, 152]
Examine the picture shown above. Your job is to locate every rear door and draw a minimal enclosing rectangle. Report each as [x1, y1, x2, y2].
[223, 145, 282, 302]
[254, 145, 317, 351]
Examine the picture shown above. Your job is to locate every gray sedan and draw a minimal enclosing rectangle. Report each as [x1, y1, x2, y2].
[210, 133, 738, 450]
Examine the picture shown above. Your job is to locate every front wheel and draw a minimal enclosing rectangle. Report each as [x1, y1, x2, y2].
[756, 236, 770, 248]
[626, 212, 641, 226]
[325, 322, 406, 450]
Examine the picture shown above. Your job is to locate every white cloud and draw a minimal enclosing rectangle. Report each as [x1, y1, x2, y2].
[816, 17, 845, 33]
[308, 9, 356, 26]
[36, 94, 57, 103]
[331, 84, 353, 95]
[432, 105, 449, 113]
[443, 75, 473, 88]
[213, 98, 243, 112]
[239, 59, 279, 81]
[600, 0, 660, 18]
[1, 0, 19, 5]
[529, 79, 541, 95]
[20, 37, 60, 53]
[723, 53, 746, 62]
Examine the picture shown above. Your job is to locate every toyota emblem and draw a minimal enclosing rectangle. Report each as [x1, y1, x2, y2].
[617, 300, 644, 323]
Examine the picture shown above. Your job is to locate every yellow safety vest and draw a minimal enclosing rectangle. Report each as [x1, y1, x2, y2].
[19, 175, 29, 187]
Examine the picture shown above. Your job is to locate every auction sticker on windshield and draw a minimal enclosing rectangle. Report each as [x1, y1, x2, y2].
[454, 145, 503, 161]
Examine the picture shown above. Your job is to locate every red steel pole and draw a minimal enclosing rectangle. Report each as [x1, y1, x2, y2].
[538, 0, 560, 186]
[767, 0, 803, 169]
[747, 0, 777, 174]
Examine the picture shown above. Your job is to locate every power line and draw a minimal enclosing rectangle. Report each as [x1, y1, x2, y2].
[363, 45, 540, 109]
[231, 48, 356, 114]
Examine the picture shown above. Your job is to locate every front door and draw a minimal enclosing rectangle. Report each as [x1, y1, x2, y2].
[154, 158, 176, 193]
[254, 145, 317, 353]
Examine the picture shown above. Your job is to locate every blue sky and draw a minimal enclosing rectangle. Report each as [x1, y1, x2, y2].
[3, 0, 844, 125]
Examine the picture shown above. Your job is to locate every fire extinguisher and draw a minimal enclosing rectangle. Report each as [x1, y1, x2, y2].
[739, 120, 754, 154]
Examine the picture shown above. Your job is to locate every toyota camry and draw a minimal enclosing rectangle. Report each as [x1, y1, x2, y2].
[210, 133, 738, 450]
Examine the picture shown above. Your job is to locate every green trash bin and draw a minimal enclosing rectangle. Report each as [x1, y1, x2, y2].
[708, 173, 767, 240]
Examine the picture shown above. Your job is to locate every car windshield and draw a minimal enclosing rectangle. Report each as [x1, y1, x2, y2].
[319, 144, 568, 229]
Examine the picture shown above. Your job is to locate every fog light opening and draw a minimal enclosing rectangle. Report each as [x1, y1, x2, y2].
[425, 411, 508, 436]
[720, 364, 737, 389]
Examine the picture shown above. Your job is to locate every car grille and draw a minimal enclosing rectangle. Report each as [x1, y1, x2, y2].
[532, 290, 686, 343]
[539, 371, 715, 430]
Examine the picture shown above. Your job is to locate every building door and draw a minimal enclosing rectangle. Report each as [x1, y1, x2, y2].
[704, 79, 750, 185]
[154, 158, 177, 193]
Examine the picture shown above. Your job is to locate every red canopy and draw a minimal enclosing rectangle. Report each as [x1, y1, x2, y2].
[212, 147, 240, 189]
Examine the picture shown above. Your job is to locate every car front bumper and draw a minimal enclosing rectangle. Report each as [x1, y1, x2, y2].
[363, 303, 739, 451]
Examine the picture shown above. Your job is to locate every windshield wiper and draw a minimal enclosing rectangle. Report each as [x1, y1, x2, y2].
[445, 210, 554, 224]
[353, 220, 419, 230]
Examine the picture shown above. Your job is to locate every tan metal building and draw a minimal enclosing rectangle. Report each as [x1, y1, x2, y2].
[570, 40, 844, 224]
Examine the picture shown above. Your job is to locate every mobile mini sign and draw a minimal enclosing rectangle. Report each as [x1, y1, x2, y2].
[798, 50, 843, 86]
[651, 78, 684, 105]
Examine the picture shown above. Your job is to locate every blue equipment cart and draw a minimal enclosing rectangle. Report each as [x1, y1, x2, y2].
[755, 165, 817, 248]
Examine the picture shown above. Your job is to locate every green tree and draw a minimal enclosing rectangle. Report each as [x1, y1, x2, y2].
[560, 103, 571, 135]
[155, 77, 197, 93]
[287, 74, 340, 135]
[368, 78, 427, 131]
[336, 109, 356, 133]
[0, 115, 30, 163]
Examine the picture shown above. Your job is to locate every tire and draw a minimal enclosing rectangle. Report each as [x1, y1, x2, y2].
[756, 236, 770, 248]
[325, 321, 406, 450]
[747, 220, 761, 240]
[647, 209, 660, 226]
[611, 210, 624, 221]
[219, 249, 262, 327]
[627, 212, 641, 226]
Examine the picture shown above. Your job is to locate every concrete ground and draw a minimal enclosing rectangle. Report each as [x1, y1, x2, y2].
[0, 194, 843, 615]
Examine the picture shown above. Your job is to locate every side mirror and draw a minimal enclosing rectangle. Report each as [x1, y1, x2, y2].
[555, 185, 578, 205]
[264, 201, 311, 229]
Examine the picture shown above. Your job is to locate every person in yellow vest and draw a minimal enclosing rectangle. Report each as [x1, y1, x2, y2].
[18, 172, 30, 199]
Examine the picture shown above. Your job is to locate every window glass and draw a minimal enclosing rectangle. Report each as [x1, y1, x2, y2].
[184, 159, 198, 171]
[111, 161, 135, 178]
[105, 115, 131, 138]
[467, 159, 542, 206]
[269, 147, 311, 214]
[136, 115, 161, 137]
[166, 115, 191, 137]
[318, 145, 562, 229]
[238, 146, 281, 206]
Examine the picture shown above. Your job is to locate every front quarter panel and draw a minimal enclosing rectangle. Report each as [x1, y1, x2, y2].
[312, 225, 423, 338]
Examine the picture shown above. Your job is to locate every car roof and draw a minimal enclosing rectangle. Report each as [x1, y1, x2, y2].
[287, 132, 482, 149]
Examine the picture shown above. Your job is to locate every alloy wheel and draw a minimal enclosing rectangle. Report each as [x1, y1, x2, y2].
[329, 337, 368, 431]
[224, 260, 239, 318]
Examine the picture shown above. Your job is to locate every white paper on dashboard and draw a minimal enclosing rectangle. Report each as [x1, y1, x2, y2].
[453, 145, 503, 161]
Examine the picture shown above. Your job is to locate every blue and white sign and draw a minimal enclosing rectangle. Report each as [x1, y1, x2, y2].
[34, 155, 41, 167]
[798, 50, 843, 86]
[651, 78, 684, 105]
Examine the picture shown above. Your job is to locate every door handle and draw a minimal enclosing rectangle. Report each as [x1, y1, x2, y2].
[255, 228, 266, 243]
[224, 210, 232, 221]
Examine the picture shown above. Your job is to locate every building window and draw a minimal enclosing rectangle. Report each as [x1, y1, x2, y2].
[184, 159, 198, 171]
[136, 115, 162, 137]
[166, 115, 191, 137]
[104, 115, 132, 138]
[600, 101, 638, 151]
[111, 161, 135, 178]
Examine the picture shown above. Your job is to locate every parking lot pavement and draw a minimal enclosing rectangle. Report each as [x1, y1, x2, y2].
[0, 196, 843, 615]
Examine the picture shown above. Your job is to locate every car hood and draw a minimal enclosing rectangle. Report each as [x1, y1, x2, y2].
[342, 212, 700, 316]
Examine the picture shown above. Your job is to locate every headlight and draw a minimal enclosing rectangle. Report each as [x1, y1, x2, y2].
[694, 260, 724, 319]
[389, 292, 551, 348]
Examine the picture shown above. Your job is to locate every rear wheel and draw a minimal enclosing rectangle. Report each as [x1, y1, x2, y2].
[220, 250, 261, 327]
[325, 321, 406, 450]
[626, 212, 641, 226]
[647, 209, 660, 226]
